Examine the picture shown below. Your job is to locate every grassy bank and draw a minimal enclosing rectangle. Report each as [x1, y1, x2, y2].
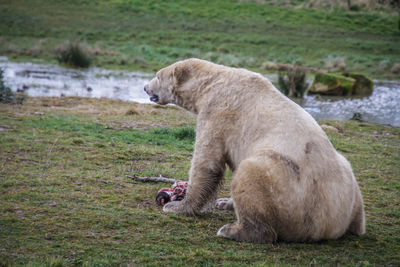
[0, 97, 399, 266]
[0, 0, 400, 79]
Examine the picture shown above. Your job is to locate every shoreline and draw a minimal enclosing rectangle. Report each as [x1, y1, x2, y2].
[1, 59, 399, 127]
[2, 54, 400, 82]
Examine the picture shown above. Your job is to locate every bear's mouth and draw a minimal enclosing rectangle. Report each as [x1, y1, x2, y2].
[150, 94, 159, 103]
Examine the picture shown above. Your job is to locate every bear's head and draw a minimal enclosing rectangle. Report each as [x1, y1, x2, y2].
[144, 60, 192, 106]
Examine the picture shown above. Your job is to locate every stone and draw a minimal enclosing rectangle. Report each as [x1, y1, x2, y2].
[343, 73, 374, 96]
[309, 72, 374, 96]
[309, 73, 355, 96]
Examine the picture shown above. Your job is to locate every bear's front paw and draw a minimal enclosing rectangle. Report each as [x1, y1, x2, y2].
[163, 201, 186, 214]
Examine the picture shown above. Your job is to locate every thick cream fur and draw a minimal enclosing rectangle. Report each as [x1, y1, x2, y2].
[145, 58, 365, 243]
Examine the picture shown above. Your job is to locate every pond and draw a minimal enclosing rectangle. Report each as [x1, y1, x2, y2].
[1, 58, 399, 127]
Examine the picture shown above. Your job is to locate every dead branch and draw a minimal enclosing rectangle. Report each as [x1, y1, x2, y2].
[127, 175, 176, 183]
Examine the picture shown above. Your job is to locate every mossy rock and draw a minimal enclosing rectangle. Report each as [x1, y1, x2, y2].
[343, 73, 374, 96]
[309, 73, 355, 96]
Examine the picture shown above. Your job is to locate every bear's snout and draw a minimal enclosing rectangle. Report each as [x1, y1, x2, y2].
[150, 94, 159, 102]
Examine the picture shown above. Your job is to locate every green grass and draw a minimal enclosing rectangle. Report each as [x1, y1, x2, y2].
[0, 97, 399, 266]
[0, 0, 399, 79]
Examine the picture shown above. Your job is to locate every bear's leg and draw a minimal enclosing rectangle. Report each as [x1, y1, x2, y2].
[348, 187, 366, 235]
[217, 158, 278, 243]
[164, 124, 228, 215]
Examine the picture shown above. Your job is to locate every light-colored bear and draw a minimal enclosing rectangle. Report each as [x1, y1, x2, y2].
[144, 58, 365, 243]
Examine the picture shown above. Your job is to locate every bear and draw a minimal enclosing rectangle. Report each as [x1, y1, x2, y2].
[144, 58, 365, 243]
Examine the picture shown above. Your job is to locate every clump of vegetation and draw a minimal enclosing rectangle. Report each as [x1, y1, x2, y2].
[152, 126, 196, 141]
[351, 112, 364, 121]
[301, 0, 396, 12]
[324, 55, 347, 72]
[173, 126, 196, 140]
[0, 69, 13, 103]
[391, 62, 400, 73]
[278, 68, 309, 98]
[261, 61, 279, 71]
[72, 138, 85, 145]
[125, 108, 140, 115]
[379, 59, 391, 71]
[55, 41, 92, 68]
[0, 69, 26, 104]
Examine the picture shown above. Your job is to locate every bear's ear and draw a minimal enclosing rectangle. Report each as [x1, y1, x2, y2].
[173, 65, 190, 86]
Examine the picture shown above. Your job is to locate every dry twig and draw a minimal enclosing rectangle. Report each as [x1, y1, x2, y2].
[127, 175, 176, 183]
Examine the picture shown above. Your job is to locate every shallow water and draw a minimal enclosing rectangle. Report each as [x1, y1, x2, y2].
[1, 58, 399, 126]
[302, 81, 400, 127]
[0, 58, 154, 104]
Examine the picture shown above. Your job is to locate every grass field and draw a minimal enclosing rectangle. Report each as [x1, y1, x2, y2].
[0, 0, 400, 79]
[0, 97, 399, 266]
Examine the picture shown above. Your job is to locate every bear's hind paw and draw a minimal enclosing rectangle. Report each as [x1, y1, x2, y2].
[216, 198, 234, 211]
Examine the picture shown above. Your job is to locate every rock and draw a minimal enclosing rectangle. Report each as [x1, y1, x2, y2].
[309, 73, 355, 96]
[343, 73, 374, 96]
[309, 72, 374, 96]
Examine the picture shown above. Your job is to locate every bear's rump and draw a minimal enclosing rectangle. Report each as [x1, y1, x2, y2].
[233, 150, 355, 241]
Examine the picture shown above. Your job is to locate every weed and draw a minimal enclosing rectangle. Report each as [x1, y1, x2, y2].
[0, 37, 6, 47]
[0, 69, 13, 103]
[172, 127, 196, 140]
[119, 56, 129, 65]
[324, 55, 347, 71]
[27, 39, 46, 57]
[278, 68, 309, 98]
[378, 59, 391, 71]
[151, 126, 196, 141]
[0, 69, 24, 104]
[71, 138, 84, 145]
[349, 4, 361, 11]
[391, 63, 400, 74]
[301, 0, 394, 11]
[125, 108, 140, 116]
[351, 112, 364, 122]
[55, 41, 92, 68]
[261, 61, 279, 71]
